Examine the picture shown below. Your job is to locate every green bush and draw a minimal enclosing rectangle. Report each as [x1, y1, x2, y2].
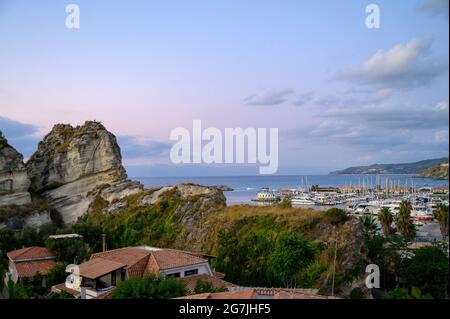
[110, 275, 186, 299]
[324, 208, 349, 225]
[350, 287, 364, 299]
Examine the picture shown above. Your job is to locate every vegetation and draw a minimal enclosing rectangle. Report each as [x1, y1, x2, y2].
[401, 245, 449, 299]
[0, 130, 8, 147]
[45, 237, 89, 264]
[194, 279, 227, 294]
[358, 215, 377, 237]
[433, 204, 449, 240]
[278, 197, 292, 209]
[395, 201, 415, 241]
[350, 287, 364, 299]
[8, 281, 29, 299]
[110, 275, 186, 299]
[378, 207, 393, 236]
[46, 262, 69, 288]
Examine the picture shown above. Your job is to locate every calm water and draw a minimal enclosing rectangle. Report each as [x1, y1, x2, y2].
[134, 175, 449, 205]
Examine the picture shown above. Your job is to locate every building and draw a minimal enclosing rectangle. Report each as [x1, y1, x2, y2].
[52, 246, 234, 299]
[6, 246, 56, 285]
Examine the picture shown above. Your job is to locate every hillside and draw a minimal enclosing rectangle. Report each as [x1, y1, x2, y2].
[78, 184, 368, 296]
[420, 163, 449, 180]
[329, 158, 449, 175]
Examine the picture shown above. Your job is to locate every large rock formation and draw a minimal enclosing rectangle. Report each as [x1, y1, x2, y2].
[0, 132, 32, 206]
[26, 121, 143, 225]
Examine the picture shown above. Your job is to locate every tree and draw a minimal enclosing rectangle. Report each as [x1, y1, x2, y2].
[359, 215, 377, 237]
[194, 279, 226, 294]
[268, 232, 317, 287]
[45, 237, 89, 264]
[110, 275, 186, 299]
[46, 262, 69, 287]
[8, 281, 29, 299]
[378, 207, 393, 236]
[433, 204, 449, 240]
[401, 245, 449, 299]
[383, 287, 411, 299]
[324, 208, 349, 225]
[396, 201, 415, 241]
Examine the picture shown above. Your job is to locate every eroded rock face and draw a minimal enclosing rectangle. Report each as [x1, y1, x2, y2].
[26, 121, 143, 225]
[0, 133, 32, 206]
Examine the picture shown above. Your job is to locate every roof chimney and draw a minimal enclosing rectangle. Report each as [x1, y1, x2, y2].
[102, 234, 107, 252]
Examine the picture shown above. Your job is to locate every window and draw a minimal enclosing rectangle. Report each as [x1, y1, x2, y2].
[166, 272, 180, 278]
[184, 269, 199, 277]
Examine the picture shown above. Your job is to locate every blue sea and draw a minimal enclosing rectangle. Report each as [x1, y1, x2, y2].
[134, 175, 449, 205]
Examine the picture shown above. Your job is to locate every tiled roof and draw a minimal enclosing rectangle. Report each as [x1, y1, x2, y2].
[151, 249, 207, 271]
[178, 290, 256, 299]
[14, 259, 56, 277]
[51, 283, 81, 297]
[7, 247, 55, 261]
[90, 247, 151, 277]
[78, 258, 126, 279]
[178, 289, 340, 299]
[181, 274, 236, 294]
[89, 247, 208, 277]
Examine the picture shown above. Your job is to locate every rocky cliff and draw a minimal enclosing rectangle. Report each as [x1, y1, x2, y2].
[420, 163, 449, 180]
[0, 132, 32, 206]
[23, 121, 143, 225]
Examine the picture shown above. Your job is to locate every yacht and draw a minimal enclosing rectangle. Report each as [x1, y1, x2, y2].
[291, 194, 315, 206]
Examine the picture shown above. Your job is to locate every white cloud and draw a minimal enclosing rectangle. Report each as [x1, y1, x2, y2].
[340, 37, 447, 89]
[244, 89, 295, 106]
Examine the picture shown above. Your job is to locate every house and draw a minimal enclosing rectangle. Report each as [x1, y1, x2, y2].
[52, 246, 234, 299]
[6, 246, 56, 285]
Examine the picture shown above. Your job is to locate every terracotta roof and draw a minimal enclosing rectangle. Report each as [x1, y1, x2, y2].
[78, 258, 126, 279]
[178, 288, 340, 300]
[181, 274, 237, 294]
[14, 259, 56, 277]
[151, 249, 207, 271]
[89, 247, 208, 277]
[51, 283, 80, 298]
[7, 247, 55, 261]
[178, 290, 256, 299]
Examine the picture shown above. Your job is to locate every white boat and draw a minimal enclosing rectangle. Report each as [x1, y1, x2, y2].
[252, 188, 278, 202]
[291, 195, 315, 206]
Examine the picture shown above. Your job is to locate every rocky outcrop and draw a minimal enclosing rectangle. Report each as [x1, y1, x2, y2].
[25, 121, 143, 225]
[0, 132, 32, 206]
[420, 163, 449, 180]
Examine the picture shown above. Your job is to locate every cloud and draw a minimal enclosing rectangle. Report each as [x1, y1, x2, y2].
[0, 116, 38, 138]
[293, 91, 314, 106]
[320, 100, 449, 130]
[0, 116, 41, 158]
[418, 0, 449, 19]
[339, 37, 447, 89]
[117, 136, 172, 158]
[244, 89, 295, 106]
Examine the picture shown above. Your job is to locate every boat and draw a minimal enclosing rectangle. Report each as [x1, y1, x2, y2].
[291, 194, 315, 206]
[252, 188, 278, 202]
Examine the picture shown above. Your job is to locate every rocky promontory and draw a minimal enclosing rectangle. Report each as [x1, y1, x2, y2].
[0, 132, 32, 206]
[25, 121, 143, 225]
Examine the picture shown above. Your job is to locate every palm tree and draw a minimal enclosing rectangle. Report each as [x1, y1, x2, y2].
[359, 215, 377, 237]
[396, 200, 415, 241]
[433, 204, 449, 241]
[378, 207, 393, 236]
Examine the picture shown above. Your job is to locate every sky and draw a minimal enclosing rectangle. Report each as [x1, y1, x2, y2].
[0, 0, 448, 176]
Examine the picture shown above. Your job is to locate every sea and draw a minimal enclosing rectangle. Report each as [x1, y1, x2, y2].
[134, 175, 449, 205]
